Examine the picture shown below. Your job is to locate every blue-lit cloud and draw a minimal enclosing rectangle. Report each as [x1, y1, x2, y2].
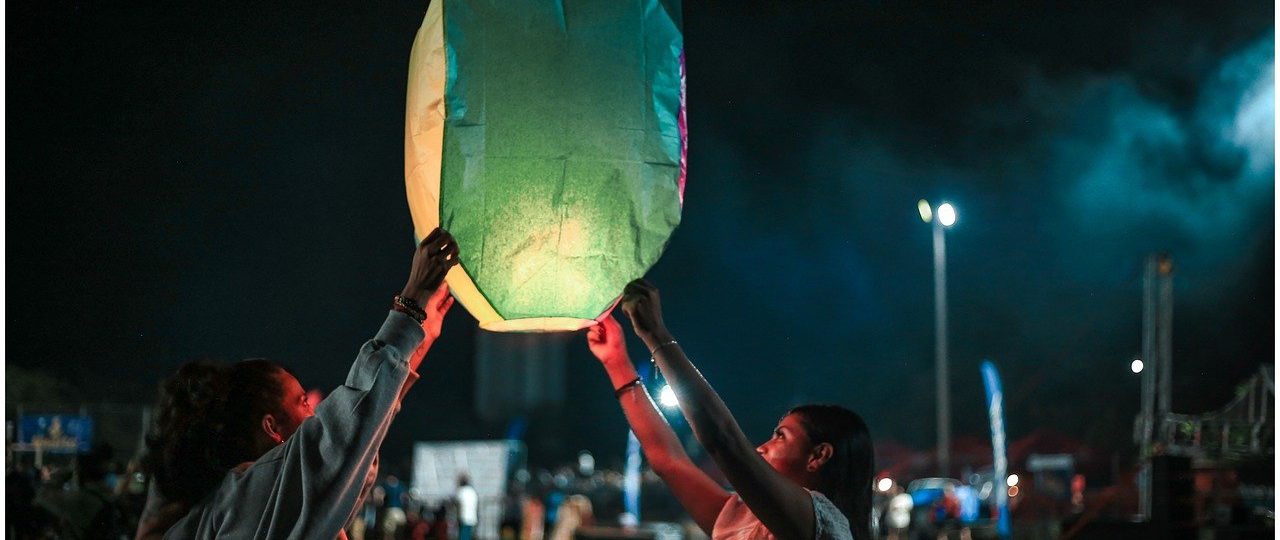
[1218, 37, 1275, 177]
[1052, 33, 1273, 288]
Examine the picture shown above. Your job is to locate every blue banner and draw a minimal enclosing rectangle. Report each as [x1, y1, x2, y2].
[981, 361, 1011, 539]
[19, 415, 93, 454]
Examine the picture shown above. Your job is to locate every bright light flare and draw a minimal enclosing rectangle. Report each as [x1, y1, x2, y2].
[658, 385, 679, 408]
[938, 203, 957, 227]
[877, 477, 894, 492]
[1007, 474, 1019, 487]
[1131, 359, 1144, 374]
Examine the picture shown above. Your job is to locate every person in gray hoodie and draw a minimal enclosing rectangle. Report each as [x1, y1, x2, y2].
[137, 228, 460, 539]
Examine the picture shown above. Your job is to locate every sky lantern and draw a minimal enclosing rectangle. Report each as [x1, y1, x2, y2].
[405, 0, 686, 332]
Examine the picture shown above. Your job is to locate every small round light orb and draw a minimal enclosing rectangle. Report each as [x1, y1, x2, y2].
[938, 203, 957, 227]
[877, 477, 894, 492]
[1007, 474, 1019, 487]
[1131, 359, 1144, 374]
[658, 385, 679, 408]
[917, 200, 933, 223]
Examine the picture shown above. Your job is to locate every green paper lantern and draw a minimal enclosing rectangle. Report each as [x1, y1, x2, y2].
[405, 0, 686, 332]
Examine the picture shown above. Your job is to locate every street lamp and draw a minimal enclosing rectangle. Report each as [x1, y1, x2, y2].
[919, 199, 956, 477]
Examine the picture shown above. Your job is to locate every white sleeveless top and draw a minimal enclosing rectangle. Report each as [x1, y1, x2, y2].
[712, 490, 853, 540]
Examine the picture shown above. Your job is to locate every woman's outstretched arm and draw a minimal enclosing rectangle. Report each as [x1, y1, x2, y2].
[158, 229, 460, 539]
[620, 280, 817, 540]
[587, 314, 729, 534]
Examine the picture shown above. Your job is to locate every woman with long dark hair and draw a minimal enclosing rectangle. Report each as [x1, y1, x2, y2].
[136, 228, 460, 539]
[587, 280, 873, 539]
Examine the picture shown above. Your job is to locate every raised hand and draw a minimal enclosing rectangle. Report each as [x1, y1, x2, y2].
[620, 279, 671, 346]
[587, 314, 629, 367]
[422, 282, 455, 342]
[401, 228, 460, 306]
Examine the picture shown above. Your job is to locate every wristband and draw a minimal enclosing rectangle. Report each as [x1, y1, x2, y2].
[614, 377, 643, 398]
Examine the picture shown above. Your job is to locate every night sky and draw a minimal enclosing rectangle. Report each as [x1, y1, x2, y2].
[7, 2, 1274, 475]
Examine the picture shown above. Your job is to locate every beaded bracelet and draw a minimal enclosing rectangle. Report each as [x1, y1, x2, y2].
[392, 294, 427, 324]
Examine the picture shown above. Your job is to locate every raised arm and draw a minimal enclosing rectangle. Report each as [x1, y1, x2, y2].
[261, 229, 460, 537]
[620, 280, 816, 540]
[587, 314, 729, 534]
[163, 229, 461, 539]
[399, 228, 459, 373]
[404, 280, 456, 376]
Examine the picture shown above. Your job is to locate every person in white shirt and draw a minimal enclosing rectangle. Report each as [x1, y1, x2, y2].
[457, 473, 479, 540]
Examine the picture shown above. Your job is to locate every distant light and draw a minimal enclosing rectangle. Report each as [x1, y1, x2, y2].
[938, 203, 957, 227]
[877, 477, 894, 492]
[1007, 474, 1019, 487]
[1131, 359, 1144, 374]
[1007, 485, 1020, 498]
[887, 493, 914, 530]
[917, 200, 933, 223]
[658, 385, 679, 408]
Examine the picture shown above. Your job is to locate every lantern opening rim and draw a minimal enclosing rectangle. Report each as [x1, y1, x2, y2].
[480, 317, 598, 333]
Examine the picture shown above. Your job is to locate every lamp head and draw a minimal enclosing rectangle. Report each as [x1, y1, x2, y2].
[937, 203, 957, 227]
[917, 200, 933, 223]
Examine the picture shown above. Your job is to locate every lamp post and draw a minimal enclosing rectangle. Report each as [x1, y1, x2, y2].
[919, 200, 956, 477]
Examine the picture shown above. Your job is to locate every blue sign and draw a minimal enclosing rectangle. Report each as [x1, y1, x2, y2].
[19, 415, 93, 453]
[956, 485, 980, 523]
[981, 361, 1012, 539]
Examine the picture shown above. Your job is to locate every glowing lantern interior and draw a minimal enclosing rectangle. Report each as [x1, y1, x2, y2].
[405, 0, 685, 332]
